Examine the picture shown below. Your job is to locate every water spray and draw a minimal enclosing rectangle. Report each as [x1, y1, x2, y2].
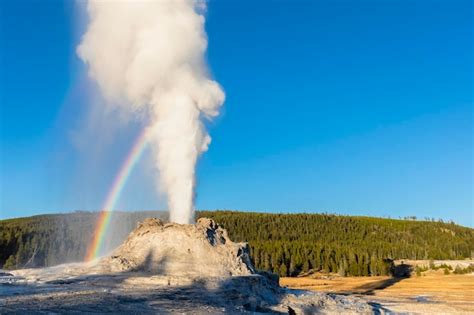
[78, 0, 225, 226]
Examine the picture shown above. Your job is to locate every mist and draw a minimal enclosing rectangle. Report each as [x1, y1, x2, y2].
[77, 0, 224, 224]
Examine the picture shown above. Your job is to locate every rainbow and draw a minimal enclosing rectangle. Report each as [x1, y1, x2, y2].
[84, 127, 151, 262]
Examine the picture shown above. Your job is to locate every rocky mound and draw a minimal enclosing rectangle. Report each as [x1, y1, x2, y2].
[4, 218, 377, 314]
[97, 218, 255, 278]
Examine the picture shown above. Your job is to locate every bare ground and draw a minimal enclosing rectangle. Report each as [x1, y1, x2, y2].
[281, 273, 474, 314]
[0, 219, 375, 314]
[0, 272, 374, 314]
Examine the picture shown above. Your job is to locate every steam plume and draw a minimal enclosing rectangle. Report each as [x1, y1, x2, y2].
[78, 0, 224, 224]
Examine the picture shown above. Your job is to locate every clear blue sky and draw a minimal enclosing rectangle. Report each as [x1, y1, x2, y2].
[1, 0, 472, 226]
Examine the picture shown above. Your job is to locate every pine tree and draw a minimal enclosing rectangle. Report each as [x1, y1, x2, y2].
[279, 263, 288, 277]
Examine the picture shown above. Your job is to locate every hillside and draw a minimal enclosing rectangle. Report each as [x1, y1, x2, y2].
[1, 211, 472, 277]
[198, 211, 473, 276]
[0, 211, 168, 269]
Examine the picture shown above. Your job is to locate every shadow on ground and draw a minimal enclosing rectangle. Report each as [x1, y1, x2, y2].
[1, 250, 284, 314]
[2, 250, 383, 314]
[1, 276, 286, 313]
[353, 263, 413, 295]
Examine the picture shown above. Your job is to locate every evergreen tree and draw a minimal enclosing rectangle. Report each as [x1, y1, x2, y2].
[1, 210, 473, 277]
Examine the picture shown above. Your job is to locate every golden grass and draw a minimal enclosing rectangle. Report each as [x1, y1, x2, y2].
[281, 273, 474, 313]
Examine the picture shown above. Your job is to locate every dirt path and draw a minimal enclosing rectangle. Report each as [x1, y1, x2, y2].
[281, 273, 474, 314]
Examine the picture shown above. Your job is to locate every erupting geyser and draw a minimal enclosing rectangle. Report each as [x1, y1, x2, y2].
[78, 0, 225, 224]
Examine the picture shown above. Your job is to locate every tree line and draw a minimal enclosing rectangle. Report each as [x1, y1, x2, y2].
[0, 211, 168, 269]
[197, 211, 473, 277]
[1, 210, 472, 277]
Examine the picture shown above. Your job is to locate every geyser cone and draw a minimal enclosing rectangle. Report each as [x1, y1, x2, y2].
[97, 218, 255, 278]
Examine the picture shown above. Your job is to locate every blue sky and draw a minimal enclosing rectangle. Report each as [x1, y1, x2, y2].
[0, 0, 472, 226]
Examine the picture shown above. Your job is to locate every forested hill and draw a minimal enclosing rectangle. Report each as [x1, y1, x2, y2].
[0, 211, 168, 269]
[1, 211, 472, 277]
[198, 211, 473, 276]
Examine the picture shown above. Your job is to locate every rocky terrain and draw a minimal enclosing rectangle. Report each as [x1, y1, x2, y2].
[1, 218, 379, 314]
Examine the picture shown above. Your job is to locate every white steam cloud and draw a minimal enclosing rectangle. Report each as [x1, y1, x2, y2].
[78, 0, 224, 224]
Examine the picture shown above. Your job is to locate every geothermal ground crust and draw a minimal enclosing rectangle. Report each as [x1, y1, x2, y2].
[1, 218, 377, 314]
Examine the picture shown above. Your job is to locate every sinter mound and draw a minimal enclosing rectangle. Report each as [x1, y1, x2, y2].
[5, 218, 375, 314]
[98, 218, 255, 278]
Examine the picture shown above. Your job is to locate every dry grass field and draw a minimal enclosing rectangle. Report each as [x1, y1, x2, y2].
[281, 272, 474, 314]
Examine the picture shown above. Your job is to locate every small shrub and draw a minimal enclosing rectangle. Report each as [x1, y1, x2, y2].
[438, 263, 452, 270]
[414, 265, 427, 276]
[453, 264, 474, 275]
